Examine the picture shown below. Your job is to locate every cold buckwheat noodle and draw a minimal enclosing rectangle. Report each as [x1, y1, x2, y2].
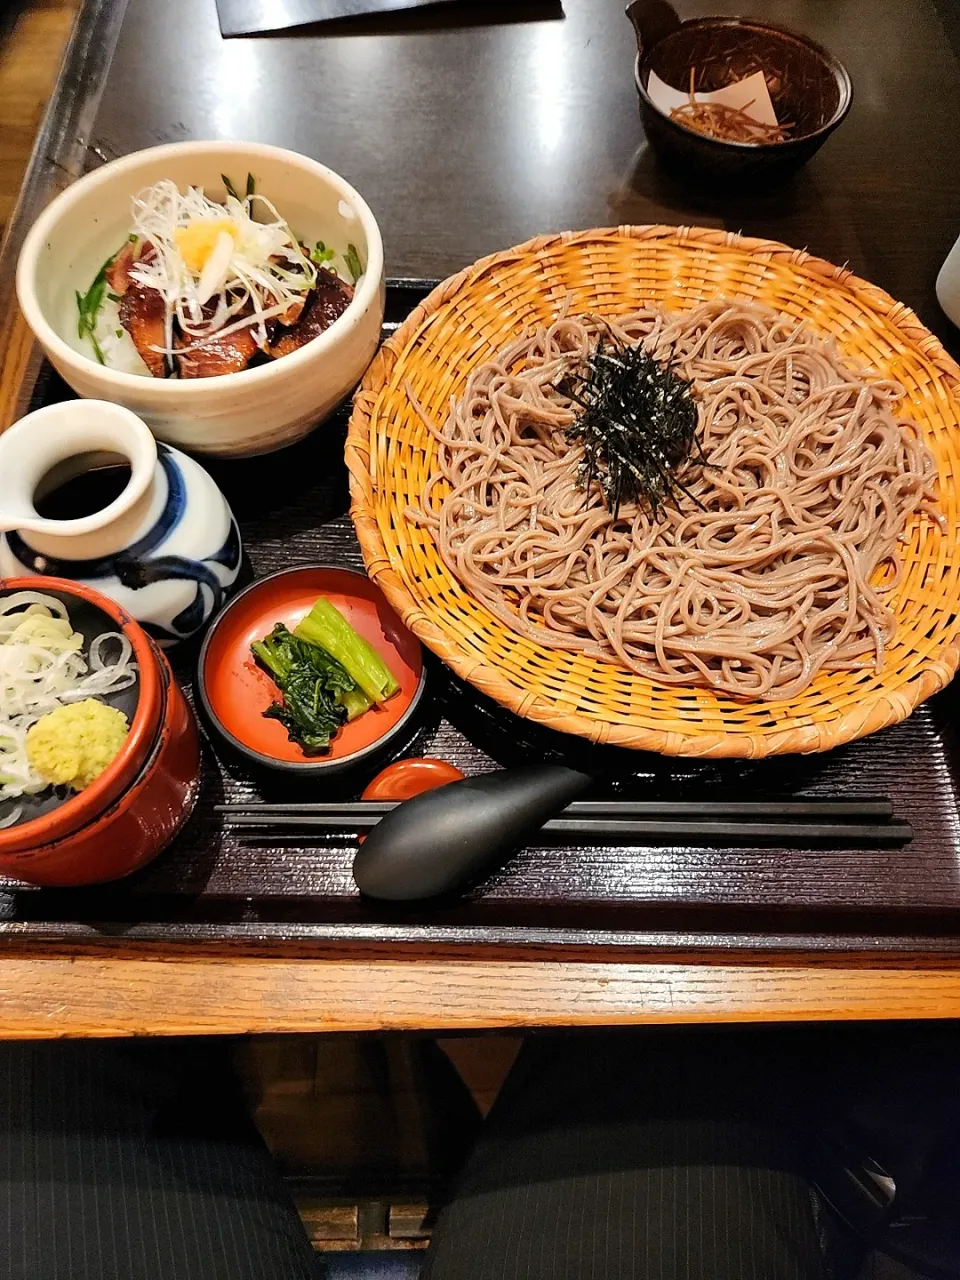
[408, 299, 940, 701]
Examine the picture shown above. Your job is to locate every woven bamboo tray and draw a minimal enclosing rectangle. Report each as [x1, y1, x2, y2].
[347, 226, 960, 759]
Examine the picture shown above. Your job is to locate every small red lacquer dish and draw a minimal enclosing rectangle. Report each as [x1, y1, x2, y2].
[362, 757, 465, 800]
[0, 576, 200, 886]
[196, 565, 426, 777]
[356, 758, 465, 841]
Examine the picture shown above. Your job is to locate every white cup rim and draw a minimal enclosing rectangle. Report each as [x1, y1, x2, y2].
[0, 401, 157, 538]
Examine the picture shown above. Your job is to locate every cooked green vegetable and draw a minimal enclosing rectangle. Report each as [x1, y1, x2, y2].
[561, 332, 705, 521]
[252, 623, 362, 754]
[338, 685, 374, 721]
[311, 240, 335, 266]
[345, 243, 363, 284]
[294, 598, 399, 705]
[253, 600, 396, 755]
[75, 254, 115, 366]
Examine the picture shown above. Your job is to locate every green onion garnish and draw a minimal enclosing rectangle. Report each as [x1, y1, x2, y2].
[75, 254, 115, 366]
[311, 240, 335, 266]
[223, 172, 255, 203]
[344, 243, 363, 284]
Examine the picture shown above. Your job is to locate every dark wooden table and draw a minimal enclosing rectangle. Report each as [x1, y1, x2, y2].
[89, 0, 960, 331]
[4, 0, 960, 1036]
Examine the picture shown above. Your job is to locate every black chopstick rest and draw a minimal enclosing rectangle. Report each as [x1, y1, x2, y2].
[352, 764, 593, 900]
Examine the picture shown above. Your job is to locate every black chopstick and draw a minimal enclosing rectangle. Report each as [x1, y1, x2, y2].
[219, 812, 913, 845]
[216, 797, 894, 821]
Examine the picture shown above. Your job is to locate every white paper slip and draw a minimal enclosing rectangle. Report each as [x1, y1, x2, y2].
[647, 68, 779, 128]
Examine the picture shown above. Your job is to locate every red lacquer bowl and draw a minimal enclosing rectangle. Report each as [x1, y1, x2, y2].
[0, 577, 200, 886]
[197, 564, 425, 777]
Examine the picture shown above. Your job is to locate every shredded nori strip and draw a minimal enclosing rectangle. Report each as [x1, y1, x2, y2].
[561, 332, 706, 520]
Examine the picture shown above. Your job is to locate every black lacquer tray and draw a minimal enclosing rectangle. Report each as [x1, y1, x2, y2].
[4, 280, 960, 955]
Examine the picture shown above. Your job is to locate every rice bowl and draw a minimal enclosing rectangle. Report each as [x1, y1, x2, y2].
[16, 141, 385, 457]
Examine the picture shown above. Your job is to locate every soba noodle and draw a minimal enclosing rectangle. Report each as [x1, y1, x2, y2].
[410, 299, 939, 701]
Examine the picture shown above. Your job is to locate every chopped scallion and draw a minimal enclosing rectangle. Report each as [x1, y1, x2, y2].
[345, 243, 363, 284]
[75, 253, 115, 367]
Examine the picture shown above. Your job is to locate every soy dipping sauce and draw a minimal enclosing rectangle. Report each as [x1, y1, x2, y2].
[33, 464, 132, 521]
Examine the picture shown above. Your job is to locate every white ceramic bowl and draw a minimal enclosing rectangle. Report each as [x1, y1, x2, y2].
[16, 141, 385, 457]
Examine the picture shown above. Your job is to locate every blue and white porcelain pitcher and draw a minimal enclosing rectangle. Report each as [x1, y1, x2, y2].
[0, 400, 241, 644]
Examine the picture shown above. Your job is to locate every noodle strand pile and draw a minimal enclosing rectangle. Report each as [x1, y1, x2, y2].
[411, 300, 939, 701]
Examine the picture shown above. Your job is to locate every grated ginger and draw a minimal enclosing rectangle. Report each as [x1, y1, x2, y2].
[26, 698, 129, 792]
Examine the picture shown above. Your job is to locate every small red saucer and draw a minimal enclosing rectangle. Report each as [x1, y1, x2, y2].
[362, 757, 464, 800]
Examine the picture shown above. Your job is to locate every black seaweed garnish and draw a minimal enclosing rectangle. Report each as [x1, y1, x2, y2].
[562, 332, 706, 520]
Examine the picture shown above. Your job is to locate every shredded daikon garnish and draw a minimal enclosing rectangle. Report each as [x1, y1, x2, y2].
[0, 593, 137, 812]
[128, 179, 319, 356]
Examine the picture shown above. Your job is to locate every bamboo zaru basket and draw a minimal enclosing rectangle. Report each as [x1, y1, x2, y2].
[346, 227, 960, 758]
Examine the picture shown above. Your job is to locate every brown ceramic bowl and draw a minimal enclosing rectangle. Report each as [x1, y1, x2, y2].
[0, 577, 200, 886]
[630, 8, 853, 182]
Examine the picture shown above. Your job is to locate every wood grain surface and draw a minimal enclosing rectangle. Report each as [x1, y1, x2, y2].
[2, 953, 960, 1038]
[0, 309, 35, 428]
[0, 0, 79, 233]
[0, 0, 80, 427]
